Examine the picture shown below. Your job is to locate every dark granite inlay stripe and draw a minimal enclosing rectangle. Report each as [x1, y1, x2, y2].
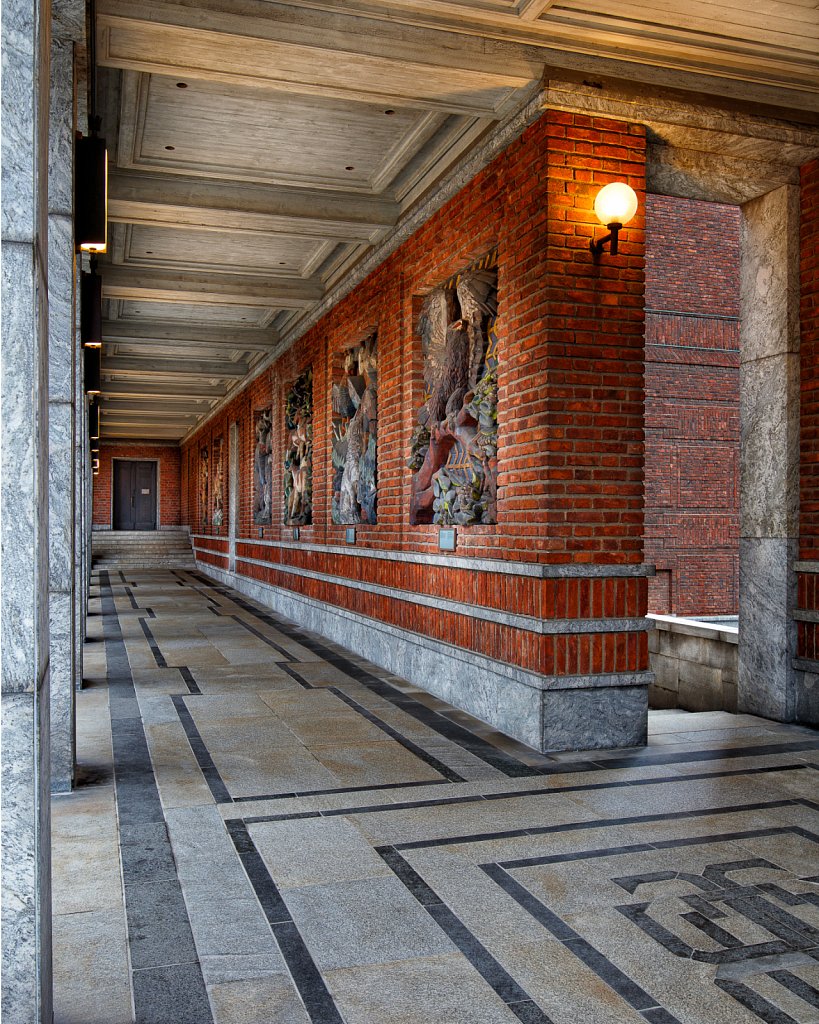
[138, 616, 167, 668]
[769, 970, 819, 1010]
[124, 586, 139, 609]
[330, 687, 465, 783]
[178, 667, 201, 695]
[231, 777, 452, 803]
[482, 864, 677, 1019]
[236, 770, 813, 827]
[100, 571, 214, 1024]
[227, 821, 344, 1024]
[231, 614, 300, 663]
[377, 847, 555, 1023]
[715, 979, 799, 1023]
[170, 695, 232, 804]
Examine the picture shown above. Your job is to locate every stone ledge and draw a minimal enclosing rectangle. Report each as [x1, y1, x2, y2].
[192, 534, 655, 579]
[195, 560, 650, 753]
[649, 613, 739, 645]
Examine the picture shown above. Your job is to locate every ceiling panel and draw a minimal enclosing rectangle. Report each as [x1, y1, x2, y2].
[125, 73, 440, 191]
[124, 224, 330, 277]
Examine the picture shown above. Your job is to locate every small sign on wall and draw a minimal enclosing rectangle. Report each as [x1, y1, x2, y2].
[438, 528, 456, 552]
[141, 488, 150, 495]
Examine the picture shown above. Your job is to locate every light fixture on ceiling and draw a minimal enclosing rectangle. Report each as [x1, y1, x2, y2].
[589, 182, 638, 257]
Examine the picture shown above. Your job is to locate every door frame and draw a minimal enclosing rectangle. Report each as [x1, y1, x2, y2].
[111, 458, 161, 530]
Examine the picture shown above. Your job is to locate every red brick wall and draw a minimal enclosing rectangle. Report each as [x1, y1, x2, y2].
[183, 110, 649, 679]
[93, 443, 181, 528]
[797, 159, 819, 659]
[644, 196, 741, 615]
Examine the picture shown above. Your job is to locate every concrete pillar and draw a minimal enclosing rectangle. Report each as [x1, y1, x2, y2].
[1, 0, 53, 1016]
[738, 185, 801, 721]
[48, 36, 77, 792]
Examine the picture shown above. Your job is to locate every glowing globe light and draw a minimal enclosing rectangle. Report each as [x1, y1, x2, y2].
[594, 182, 638, 227]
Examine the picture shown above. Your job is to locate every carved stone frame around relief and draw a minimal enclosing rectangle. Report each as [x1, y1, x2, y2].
[252, 407, 273, 526]
[283, 368, 313, 527]
[408, 250, 499, 526]
[212, 436, 224, 529]
[332, 331, 378, 526]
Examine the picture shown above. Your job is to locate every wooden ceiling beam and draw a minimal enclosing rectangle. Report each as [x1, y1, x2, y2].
[101, 319, 277, 352]
[108, 170, 400, 242]
[100, 265, 323, 309]
[102, 380, 229, 398]
[103, 354, 250, 377]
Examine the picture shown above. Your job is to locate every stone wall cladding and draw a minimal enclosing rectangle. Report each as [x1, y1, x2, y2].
[182, 111, 650, 681]
[797, 159, 819, 664]
[93, 443, 181, 528]
[644, 196, 741, 616]
[648, 618, 738, 712]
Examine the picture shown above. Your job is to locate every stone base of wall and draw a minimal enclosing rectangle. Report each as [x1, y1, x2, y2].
[197, 562, 651, 754]
[649, 614, 738, 712]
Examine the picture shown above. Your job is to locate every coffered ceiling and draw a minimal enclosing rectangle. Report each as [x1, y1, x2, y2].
[94, 0, 819, 441]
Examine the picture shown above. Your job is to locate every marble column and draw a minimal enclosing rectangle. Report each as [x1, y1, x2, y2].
[1, 0, 53, 1016]
[738, 185, 801, 721]
[48, 36, 77, 793]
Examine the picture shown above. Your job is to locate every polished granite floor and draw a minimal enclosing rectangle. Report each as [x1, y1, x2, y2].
[52, 569, 819, 1024]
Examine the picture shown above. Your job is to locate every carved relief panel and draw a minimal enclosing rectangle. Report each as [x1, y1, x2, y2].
[408, 252, 499, 526]
[212, 436, 224, 528]
[252, 407, 273, 526]
[199, 446, 209, 528]
[284, 368, 313, 526]
[332, 332, 378, 525]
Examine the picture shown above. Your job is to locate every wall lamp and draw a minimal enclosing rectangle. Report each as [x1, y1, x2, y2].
[89, 398, 100, 441]
[80, 261, 102, 348]
[589, 182, 638, 257]
[74, 123, 108, 254]
[84, 346, 101, 395]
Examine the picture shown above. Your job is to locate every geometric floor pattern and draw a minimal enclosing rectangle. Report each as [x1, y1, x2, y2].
[53, 569, 819, 1024]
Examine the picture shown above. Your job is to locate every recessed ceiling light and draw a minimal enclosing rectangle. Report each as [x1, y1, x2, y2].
[384, 109, 395, 115]
[145, 250, 153, 254]
[345, 165, 354, 171]
[176, 82, 188, 88]
[165, 145, 175, 151]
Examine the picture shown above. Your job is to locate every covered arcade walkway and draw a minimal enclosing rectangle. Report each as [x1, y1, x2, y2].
[54, 568, 819, 1024]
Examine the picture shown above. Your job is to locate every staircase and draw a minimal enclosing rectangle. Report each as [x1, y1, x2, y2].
[92, 529, 197, 570]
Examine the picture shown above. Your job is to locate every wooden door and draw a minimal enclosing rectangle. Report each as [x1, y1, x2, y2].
[113, 461, 157, 530]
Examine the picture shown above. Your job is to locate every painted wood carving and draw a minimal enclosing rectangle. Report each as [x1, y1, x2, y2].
[284, 368, 313, 526]
[199, 446, 209, 528]
[332, 333, 378, 525]
[252, 407, 273, 525]
[212, 436, 224, 528]
[408, 254, 498, 526]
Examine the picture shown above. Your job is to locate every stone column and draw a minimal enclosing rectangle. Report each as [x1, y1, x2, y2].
[738, 185, 801, 721]
[48, 35, 77, 792]
[74, 265, 87, 690]
[1, 0, 53, 1015]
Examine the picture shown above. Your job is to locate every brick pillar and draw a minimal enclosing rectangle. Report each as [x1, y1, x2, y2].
[795, 158, 819, 724]
[498, 110, 651, 750]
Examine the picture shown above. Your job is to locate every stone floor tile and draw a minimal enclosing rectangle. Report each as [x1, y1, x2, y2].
[250, 817, 395, 889]
[132, 963, 213, 1024]
[324, 953, 519, 1024]
[283, 876, 456, 970]
[207, 975, 311, 1024]
[52, 909, 133, 1024]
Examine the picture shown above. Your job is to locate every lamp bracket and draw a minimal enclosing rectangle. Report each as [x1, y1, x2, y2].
[590, 222, 622, 257]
